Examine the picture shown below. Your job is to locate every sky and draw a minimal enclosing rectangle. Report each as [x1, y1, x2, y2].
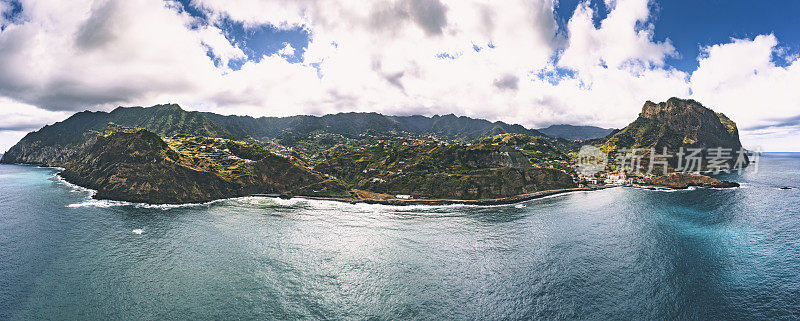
[0, 0, 799, 151]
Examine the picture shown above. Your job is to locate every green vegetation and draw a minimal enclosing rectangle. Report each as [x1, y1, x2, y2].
[163, 135, 266, 179]
[0, 98, 748, 204]
[303, 133, 575, 199]
[56, 123, 578, 203]
[476, 134, 573, 172]
[58, 125, 346, 204]
[600, 98, 747, 172]
[601, 117, 684, 152]
[716, 112, 738, 137]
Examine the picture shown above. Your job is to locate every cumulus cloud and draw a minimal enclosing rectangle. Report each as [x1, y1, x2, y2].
[197, 25, 247, 70]
[558, 0, 676, 72]
[74, 0, 121, 50]
[0, 97, 70, 131]
[405, 0, 449, 36]
[493, 74, 519, 91]
[688, 34, 800, 151]
[0, 97, 72, 151]
[0, 0, 798, 151]
[0, 0, 226, 111]
[276, 42, 295, 57]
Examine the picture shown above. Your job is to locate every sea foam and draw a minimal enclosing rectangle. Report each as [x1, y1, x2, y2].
[53, 172, 97, 196]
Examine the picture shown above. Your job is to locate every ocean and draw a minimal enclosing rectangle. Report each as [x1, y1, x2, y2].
[1, 153, 799, 320]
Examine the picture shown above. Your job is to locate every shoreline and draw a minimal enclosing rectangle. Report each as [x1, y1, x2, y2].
[8, 163, 612, 207]
[4, 163, 740, 207]
[258, 186, 614, 206]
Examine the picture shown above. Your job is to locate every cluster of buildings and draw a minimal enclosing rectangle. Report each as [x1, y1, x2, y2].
[574, 171, 636, 186]
[165, 137, 256, 165]
[604, 173, 628, 185]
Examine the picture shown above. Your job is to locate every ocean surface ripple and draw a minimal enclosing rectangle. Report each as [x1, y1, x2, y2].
[1, 154, 799, 320]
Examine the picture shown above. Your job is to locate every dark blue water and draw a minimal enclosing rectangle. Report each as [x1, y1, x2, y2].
[1, 154, 799, 320]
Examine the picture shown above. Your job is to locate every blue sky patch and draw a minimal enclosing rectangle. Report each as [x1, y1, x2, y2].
[174, 0, 309, 70]
[1, 0, 23, 30]
[534, 67, 577, 86]
[650, 0, 800, 72]
[436, 52, 458, 60]
[554, 0, 609, 30]
[553, 0, 800, 73]
[168, 0, 799, 74]
[216, 18, 309, 67]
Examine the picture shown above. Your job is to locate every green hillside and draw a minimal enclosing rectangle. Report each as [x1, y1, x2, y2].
[602, 97, 748, 172]
[0, 98, 750, 204]
[60, 125, 345, 204]
[311, 133, 575, 200]
[0, 104, 232, 166]
[203, 111, 547, 142]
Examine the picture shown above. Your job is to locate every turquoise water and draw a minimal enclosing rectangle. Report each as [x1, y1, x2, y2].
[1, 154, 799, 320]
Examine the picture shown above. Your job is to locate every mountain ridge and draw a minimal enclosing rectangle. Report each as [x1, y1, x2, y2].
[57, 126, 347, 203]
[201, 110, 548, 142]
[537, 124, 615, 140]
[2, 105, 553, 160]
[0, 97, 748, 204]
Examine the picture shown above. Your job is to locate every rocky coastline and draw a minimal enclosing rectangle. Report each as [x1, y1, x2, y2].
[257, 186, 613, 206]
[646, 172, 740, 189]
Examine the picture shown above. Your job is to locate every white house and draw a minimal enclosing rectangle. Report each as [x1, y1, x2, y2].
[604, 172, 627, 185]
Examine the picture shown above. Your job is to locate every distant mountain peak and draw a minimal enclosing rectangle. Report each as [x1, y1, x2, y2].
[537, 124, 614, 141]
[637, 98, 741, 144]
[641, 97, 708, 119]
[605, 98, 745, 155]
[151, 103, 183, 110]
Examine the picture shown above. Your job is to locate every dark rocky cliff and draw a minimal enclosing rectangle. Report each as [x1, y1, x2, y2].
[313, 134, 576, 200]
[60, 129, 243, 204]
[362, 167, 576, 200]
[637, 98, 743, 150]
[603, 98, 748, 170]
[58, 128, 340, 204]
[648, 172, 740, 189]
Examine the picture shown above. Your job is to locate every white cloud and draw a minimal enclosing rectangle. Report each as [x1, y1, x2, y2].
[0, 131, 26, 154]
[0, 98, 70, 131]
[0, 0, 797, 151]
[196, 25, 247, 70]
[0, 0, 226, 110]
[558, 0, 676, 73]
[688, 34, 800, 151]
[190, 0, 312, 29]
[0, 97, 72, 151]
[196, 0, 567, 121]
[277, 42, 295, 57]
